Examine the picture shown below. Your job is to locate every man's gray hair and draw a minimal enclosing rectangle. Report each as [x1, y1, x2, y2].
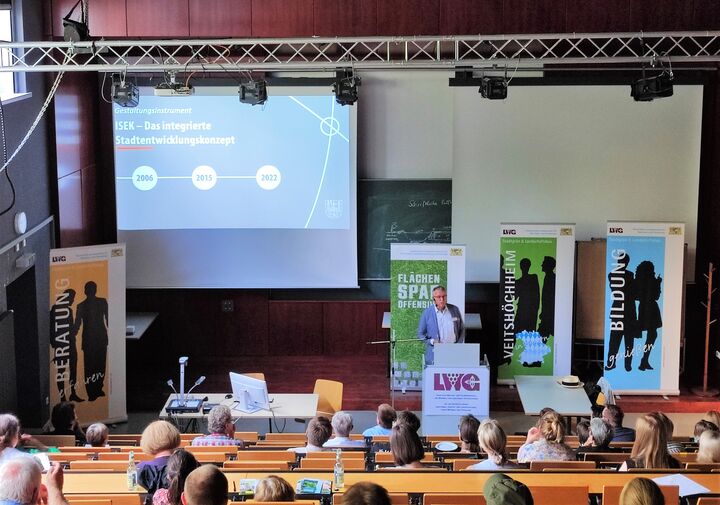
[331, 411, 354, 437]
[85, 423, 109, 447]
[590, 417, 614, 447]
[0, 414, 20, 449]
[207, 405, 233, 435]
[0, 457, 42, 504]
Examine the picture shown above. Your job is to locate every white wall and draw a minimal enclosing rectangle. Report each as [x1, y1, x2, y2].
[360, 73, 702, 282]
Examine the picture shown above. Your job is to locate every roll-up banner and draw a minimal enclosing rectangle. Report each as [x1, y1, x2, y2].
[603, 222, 684, 395]
[49, 244, 127, 424]
[498, 224, 575, 384]
[390, 243, 465, 391]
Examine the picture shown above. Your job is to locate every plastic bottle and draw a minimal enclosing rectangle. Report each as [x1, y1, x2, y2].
[333, 449, 344, 490]
[126, 450, 138, 491]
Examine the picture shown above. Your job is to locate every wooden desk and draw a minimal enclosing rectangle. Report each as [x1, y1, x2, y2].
[60, 470, 720, 496]
[514, 375, 592, 417]
[158, 393, 318, 421]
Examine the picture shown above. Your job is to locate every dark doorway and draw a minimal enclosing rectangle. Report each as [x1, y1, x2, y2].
[7, 267, 42, 427]
[0, 311, 17, 413]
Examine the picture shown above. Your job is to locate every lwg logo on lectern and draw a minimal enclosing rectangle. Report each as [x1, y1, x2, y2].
[433, 373, 480, 391]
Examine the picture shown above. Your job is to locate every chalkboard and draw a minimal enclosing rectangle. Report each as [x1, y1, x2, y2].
[359, 179, 452, 279]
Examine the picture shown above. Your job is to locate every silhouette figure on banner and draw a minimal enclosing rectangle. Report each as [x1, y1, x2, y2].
[72, 281, 109, 401]
[50, 289, 84, 402]
[605, 253, 639, 372]
[635, 260, 663, 371]
[537, 256, 556, 344]
[515, 258, 539, 333]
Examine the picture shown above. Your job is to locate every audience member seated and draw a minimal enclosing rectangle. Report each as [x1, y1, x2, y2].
[182, 465, 227, 505]
[343, 482, 392, 505]
[603, 405, 635, 442]
[656, 412, 682, 453]
[191, 405, 244, 448]
[517, 411, 574, 463]
[697, 429, 720, 463]
[362, 404, 396, 437]
[323, 412, 366, 448]
[389, 424, 425, 469]
[394, 411, 421, 433]
[694, 420, 719, 443]
[458, 414, 480, 453]
[84, 423, 109, 448]
[138, 420, 181, 494]
[703, 410, 720, 430]
[619, 413, 680, 471]
[288, 416, 332, 454]
[0, 415, 34, 464]
[467, 419, 518, 471]
[0, 459, 68, 505]
[483, 473, 534, 505]
[619, 477, 665, 505]
[576, 418, 619, 458]
[254, 475, 295, 502]
[48, 402, 85, 444]
[575, 421, 590, 447]
[153, 449, 199, 505]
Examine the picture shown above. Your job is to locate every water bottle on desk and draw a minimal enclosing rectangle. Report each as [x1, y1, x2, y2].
[127, 450, 138, 491]
[333, 449, 344, 491]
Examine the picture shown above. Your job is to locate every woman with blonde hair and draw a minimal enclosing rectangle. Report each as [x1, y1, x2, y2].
[697, 430, 720, 463]
[619, 477, 664, 505]
[517, 411, 574, 462]
[467, 419, 518, 470]
[138, 420, 181, 493]
[619, 413, 680, 471]
[254, 475, 295, 502]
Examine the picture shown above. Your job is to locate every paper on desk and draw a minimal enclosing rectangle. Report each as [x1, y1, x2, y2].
[652, 474, 710, 497]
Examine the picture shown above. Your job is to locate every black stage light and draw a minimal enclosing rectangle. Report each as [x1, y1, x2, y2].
[239, 80, 268, 106]
[111, 74, 139, 108]
[631, 70, 674, 102]
[333, 70, 360, 106]
[63, 0, 90, 42]
[479, 76, 508, 100]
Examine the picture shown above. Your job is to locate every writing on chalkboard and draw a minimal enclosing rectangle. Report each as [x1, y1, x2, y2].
[359, 179, 452, 279]
[385, 223, 451, 247]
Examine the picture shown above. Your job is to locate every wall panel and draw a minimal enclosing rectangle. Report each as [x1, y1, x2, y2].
[566, 0, 630, 33]
[269, 301, 324, 355]
[439, 0, 503, 35]
[88, 0, 127, 37]
[314, 0, 377, 36]
[377, 0, 440, 35]
[127, 0, 189, 37]
[502, 0, 566, 34]
[323, 302, 378, 356]
[189, 0, 252, 37]
[630, 0, 693, 31]
[252, 0, 314, 37]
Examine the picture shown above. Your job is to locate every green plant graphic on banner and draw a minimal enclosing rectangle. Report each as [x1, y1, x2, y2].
[390, 259, 447, 390]
[499, 237, 557, 381]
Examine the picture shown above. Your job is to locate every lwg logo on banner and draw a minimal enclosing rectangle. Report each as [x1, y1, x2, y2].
[433, 373, 480, 391]
[609, 227, 624, 234]
[502, 229, 516, 235]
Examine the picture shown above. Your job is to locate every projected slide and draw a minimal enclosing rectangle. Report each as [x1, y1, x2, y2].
[113, 91, 350, 230]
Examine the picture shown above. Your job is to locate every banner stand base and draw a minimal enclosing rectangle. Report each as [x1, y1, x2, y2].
[691, 387, 719, 398]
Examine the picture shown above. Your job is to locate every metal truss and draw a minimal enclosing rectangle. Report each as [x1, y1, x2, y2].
[1, 31, 720, 73]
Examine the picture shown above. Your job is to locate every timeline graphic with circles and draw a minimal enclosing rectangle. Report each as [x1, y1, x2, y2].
[113, 93, 350, 230]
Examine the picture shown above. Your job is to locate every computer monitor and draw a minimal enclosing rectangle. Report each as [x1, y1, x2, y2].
[229, 372, 270, 413]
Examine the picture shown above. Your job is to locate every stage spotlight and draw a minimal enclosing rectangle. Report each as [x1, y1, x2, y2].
[111, 74, 139, 108]
[333, 70, 360, 106]
[239, 80, 268, 106]
[631, 70, 673, 102]
[479, 76, 508, 100]
[63, 0, 90, 42]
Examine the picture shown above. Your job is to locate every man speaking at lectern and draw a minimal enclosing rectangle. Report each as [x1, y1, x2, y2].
[417, 285, 465, 365]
